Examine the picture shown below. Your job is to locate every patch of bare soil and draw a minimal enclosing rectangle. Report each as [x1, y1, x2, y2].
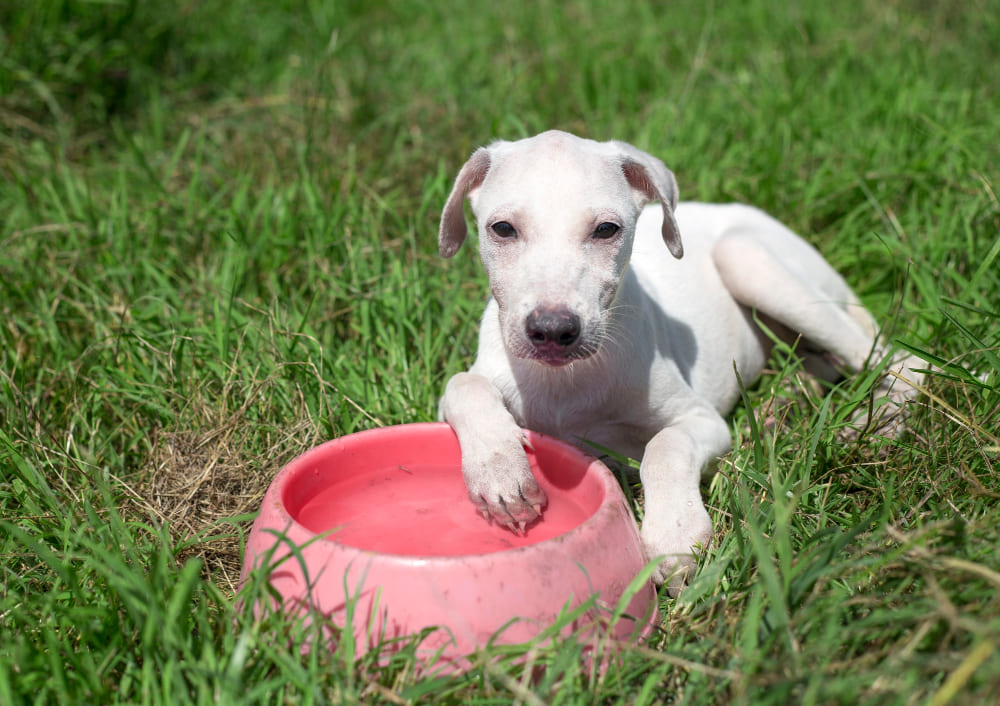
[146, 417, 319, 594]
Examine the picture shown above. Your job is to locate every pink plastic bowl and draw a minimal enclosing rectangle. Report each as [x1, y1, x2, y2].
[241, 422, 657, 669]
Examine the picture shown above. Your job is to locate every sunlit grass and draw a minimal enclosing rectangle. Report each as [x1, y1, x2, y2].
[2, 0, 998, 702]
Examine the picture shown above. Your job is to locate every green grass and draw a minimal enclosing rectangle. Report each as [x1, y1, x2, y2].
[2, 0, 999, 702]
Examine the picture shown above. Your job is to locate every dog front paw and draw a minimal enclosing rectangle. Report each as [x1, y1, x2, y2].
[462, 427, 548, 533]
[641, 502, 712, 597]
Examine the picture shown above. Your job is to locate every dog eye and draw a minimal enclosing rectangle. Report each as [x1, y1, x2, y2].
[491, 221, 517, 238]
[593, 222, 620, 239]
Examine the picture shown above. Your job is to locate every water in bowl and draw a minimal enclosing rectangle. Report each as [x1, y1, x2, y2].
[294, 463, 592, 556]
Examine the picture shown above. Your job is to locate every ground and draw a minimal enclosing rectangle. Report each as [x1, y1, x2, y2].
[1, 0, 999, 703]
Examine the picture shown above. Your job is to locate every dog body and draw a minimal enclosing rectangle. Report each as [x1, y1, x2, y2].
[438, 131, 919, 591]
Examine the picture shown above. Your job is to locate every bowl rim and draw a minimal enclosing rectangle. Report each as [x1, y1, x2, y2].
[263, 422, 630, 563]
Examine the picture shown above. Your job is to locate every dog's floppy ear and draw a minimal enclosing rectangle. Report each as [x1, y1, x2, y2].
[439, 147, 491, 258]
[613, 141, 683, 259]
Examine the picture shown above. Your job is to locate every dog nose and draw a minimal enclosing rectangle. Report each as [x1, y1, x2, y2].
[525, 307, 581, 348]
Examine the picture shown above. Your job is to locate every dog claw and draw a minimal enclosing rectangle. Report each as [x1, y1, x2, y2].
[501, 518, 525, 535]
[519, 431, 535, 450]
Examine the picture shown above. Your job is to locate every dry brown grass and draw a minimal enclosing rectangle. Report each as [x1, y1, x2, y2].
[142, 362, 329, 593]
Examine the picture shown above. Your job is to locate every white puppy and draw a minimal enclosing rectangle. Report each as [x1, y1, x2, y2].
[437, 130, 923, 593]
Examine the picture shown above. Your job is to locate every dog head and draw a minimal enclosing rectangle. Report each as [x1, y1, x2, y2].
[439, 130, 682, 367]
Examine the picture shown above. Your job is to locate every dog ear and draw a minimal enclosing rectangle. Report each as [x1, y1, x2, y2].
[439, 147, 491, 258]
[614, 142, 683, 259]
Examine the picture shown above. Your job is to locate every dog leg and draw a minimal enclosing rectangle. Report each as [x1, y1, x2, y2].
[639, 404, 732, 595]
[712, 231, 924, 436]
[439, 372, 547, 531]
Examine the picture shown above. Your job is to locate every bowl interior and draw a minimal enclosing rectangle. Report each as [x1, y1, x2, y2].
[281, 425, 607, 556]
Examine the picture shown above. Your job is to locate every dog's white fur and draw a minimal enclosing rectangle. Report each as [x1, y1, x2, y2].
[437, 130, 923, 593]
